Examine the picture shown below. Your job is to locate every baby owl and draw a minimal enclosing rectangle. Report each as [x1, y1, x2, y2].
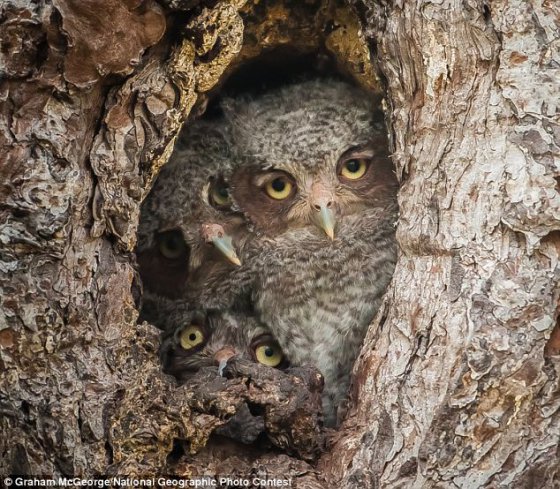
[160, 305, 289, 382]
[136, 119, 250, 325]
[159, 303, 289, 444]
[226, 79, 398, 425]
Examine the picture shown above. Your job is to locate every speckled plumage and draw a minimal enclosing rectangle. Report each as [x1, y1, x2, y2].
[226, 80, 399, 425]
[136, 119, 251, 327]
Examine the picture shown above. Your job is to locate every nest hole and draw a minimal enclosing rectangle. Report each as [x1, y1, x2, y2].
[134, 0, 395, 465]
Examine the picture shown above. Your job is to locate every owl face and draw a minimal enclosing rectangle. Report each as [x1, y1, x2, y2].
[160, 309, 289, 381]
[137, 122, 246, 299]
[230, 136, 395, 238]
[226, 80, 397, 238]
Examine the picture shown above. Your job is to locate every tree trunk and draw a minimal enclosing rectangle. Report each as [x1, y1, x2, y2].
[322, 1, 560, 487]
[1, 0, 558, 487]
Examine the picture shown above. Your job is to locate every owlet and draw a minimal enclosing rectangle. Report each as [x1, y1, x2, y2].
[160, 305, 289, 382]
[136, 119, 250, 326]
[226, 79, 398, 425]
[160, 303, 290, 444]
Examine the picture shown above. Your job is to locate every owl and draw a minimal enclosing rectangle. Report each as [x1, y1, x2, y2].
[159, 304, 290, 444]
[159, 306, 289, 382]
[136, 118, 251, 325]
[225, 79, 399, 425]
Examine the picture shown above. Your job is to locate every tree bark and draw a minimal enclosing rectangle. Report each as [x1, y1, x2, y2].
[322, 1, 560, 487]
[1, 0, 558, 487]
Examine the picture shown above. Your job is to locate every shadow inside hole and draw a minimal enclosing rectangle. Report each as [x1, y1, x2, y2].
[204, 48, 349, 118]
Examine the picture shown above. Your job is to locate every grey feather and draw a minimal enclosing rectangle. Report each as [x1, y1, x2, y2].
[225, 79, 398, 425]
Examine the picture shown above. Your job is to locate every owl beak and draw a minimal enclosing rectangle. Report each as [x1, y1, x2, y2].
[201, 223, 242, 266]
[317, 205, 336, 240]
[212, 235, 242, 266]
[310, 182, 336, 240]
[214, 346, 236, 376]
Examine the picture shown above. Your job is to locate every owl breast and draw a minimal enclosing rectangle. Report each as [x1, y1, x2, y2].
[249, 206, 397, 423]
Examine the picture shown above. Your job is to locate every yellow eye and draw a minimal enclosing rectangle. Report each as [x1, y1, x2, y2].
[210, 181, 231, 208]
[340, 159, 368, 180]
[157, 230, 187, 259]
[254, 342, 284, 367]
[265, 177, 293, 200]
[180, 325, 206, 350]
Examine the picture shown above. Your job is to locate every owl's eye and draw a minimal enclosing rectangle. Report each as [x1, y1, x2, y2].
[265, 176, 293, 200]
[180, 325, 206, 350]
[209, 178, 232, 209]
[340, 158, 368, 180]
[254, 342, 284, 367]
[156, 230, 187, 260]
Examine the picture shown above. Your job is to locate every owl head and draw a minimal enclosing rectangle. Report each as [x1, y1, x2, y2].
[160, 306, 289, 382]
[137, 120, 246, 299]
[224, 79, 397, 239]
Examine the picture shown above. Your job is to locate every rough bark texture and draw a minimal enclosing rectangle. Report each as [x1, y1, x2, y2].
[0, 0, 358, 483]
[1, 0, 559, 487]
[322, 0, 560, 487]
